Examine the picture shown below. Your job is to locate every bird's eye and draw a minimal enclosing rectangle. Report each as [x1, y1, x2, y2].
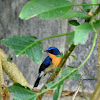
[51, 49, 54, 51]
[49, 49, 54, 53]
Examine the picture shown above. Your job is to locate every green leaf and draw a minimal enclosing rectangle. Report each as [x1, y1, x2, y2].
[38, 1, 72, 19]
[62, 10, 90, 20]
[67, 32, 74, 45]
[53, 88, 58, 100]
[1, 35, 43, 64]
[45, 81, 54, 88]
[93, 20, 100, 30]
[41, 82, 55, 93]
[71, 55, 76, 61]
[68, 20, 80, 26]
[19, 0, 73, 19]
[74, 22, 93, 45]
[61, 52, 63, 58]
[53, 78, 64, 100]
[60, 67, 81, 79]
[8, 83, 37, 100]
[82, 2, 91, 13]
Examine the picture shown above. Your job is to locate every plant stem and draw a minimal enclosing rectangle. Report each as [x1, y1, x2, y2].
[90, 30, 100, 100]
[73, 4, 100, 7]
[83, 78, 97, 80]
[35, 31, 97, 99]
[37, 32, 72, 42]
[90, 81, 100, 100]
[81, 83, 88, 100]
[18, 32, 73, 55]
[77, 31, 97, 70]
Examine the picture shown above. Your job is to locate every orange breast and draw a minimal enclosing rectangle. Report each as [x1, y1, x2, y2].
[48, 53, 61, 67]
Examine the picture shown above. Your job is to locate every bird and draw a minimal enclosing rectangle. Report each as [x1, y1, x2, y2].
[33, 47, 61, 88]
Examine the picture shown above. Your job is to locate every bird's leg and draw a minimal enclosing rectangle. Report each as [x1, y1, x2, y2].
[44, 66, 54, 75]
[40, 66, 57, 77]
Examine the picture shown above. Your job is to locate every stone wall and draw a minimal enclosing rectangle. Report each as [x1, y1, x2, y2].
[0, 0, 99, 99]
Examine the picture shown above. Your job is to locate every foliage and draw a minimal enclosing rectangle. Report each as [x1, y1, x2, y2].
[0, 0, 100, 100]
[93, 20, 100, 30]
[74, 22, 93, 45]
[53, 78, 64, 100]
[8, 66, 81, 100]
[1, 35, 43, 64]
[68, 20, 80, 26]
[8, 83, 37, 100]
[19, 0, 73, 19]
[60, 66, 81, 79]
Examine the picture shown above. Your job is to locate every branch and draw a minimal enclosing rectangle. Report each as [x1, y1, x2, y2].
[41, 90, 91, 98]
[0, 57, 4, 86]
[90, 29, 100, 100]
[90, 81, 100, 100]
[89, 5, 100, 98]
[0, 55, 10, 100]
[36, 44, 76, 100]
[0, 58, 4, 100]
[0, 49, 30, 87]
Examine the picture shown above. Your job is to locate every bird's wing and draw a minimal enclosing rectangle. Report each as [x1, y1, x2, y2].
[39, 56, 52, 73]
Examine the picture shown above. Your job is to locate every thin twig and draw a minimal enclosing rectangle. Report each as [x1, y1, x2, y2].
[81, 83, 88, 100]
[72, 78, 82, 100]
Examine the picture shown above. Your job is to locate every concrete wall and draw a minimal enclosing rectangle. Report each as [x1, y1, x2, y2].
[0, 0, 98, 99]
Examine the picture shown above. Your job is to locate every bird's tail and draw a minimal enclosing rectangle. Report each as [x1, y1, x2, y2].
[33, 73, 41, 88]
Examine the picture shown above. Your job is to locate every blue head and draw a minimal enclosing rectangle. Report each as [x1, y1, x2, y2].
[45, 47, 61, 55]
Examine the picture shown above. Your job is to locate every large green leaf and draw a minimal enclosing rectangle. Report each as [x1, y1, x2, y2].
[62, 10, 90, 20]
[19, 0, 73, 19]
[53, 78, 64, 100]
[93, 20, 100, 30]
[60, 66, 81, 79]
[74, 22, 93, 45]
[1, 35, 43, 64]
[38, 1, 72, 19]
[8, 83, 37, 100]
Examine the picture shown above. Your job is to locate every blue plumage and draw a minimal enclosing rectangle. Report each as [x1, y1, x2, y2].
[39, 56, 52, 73]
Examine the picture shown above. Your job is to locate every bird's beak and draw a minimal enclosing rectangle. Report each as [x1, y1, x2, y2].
[44, 50, 48, 52]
